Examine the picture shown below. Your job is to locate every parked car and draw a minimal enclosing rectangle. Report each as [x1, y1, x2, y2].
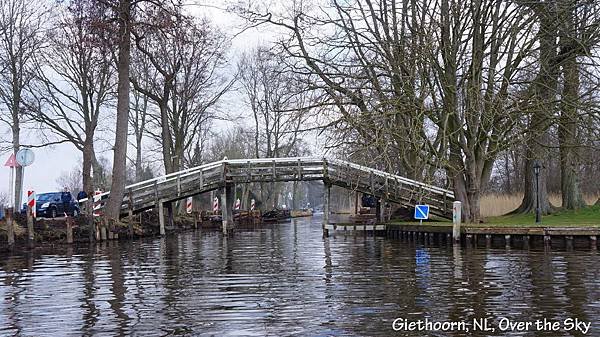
[21, 192, 80, 218]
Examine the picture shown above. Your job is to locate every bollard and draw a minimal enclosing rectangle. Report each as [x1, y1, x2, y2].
[452, 201, 461, 243]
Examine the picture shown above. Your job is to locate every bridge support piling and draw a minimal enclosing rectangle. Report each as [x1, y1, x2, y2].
[167, 202, 174, 229]
[159, 199, 166, 236]
[376, 198, 387, 223]
[322, 183, 331, 236]
[221, 184, 234, 234]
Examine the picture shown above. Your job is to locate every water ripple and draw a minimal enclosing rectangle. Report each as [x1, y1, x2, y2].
[1, 217, 599, 336]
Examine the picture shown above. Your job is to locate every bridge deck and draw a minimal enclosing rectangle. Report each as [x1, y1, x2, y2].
[85, 157, 455, 218]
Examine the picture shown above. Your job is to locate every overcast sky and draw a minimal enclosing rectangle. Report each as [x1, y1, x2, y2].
[0, 0, 308, 202]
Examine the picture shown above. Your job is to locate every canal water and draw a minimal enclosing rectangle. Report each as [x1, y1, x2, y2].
[1, 216, 599, 336]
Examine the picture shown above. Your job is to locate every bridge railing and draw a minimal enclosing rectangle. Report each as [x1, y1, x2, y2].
[325, 159, 454, 217]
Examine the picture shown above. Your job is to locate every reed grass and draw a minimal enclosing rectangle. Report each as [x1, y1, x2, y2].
[480, 193, 599, 217]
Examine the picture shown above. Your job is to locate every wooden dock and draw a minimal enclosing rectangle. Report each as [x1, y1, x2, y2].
[385, 223, 600, 249]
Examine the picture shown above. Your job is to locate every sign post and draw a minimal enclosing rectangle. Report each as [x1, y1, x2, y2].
[4, 153, 19, 247]
[16, 148, 34, 209]
[4, 153, 18, 208]
[414, 204, 430, 226]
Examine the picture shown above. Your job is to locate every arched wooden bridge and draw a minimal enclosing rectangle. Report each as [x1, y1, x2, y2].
[86, 157, 455, 233]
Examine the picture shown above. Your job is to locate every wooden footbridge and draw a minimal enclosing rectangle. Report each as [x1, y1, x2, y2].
[86, 157, 455, 233]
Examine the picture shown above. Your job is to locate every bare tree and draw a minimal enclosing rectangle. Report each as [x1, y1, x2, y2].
[128, 79, 150, 182]
[238, 47, 315, 159]
[0, 0, 49, 208]
[30, 2, 115, 197]
[56, 166, 83, 194]
[241, 0, 538, 222]
[131, 8, 233, 174]
[238, 47, 316, 208]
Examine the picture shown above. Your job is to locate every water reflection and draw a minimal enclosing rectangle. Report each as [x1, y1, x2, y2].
[1, 216, 599, 336]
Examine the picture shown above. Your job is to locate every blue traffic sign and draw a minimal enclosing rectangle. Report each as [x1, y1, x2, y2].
[414, 205, 430, 220]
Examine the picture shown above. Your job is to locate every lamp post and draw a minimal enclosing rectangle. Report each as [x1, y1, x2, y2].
[533, 160, 541, 224]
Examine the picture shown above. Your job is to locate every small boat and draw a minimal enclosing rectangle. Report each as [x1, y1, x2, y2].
[262, 208, 291, 222]
[290, 208, 313, 218]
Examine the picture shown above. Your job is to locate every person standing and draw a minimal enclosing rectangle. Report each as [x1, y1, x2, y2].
[62, 187, 71, 216]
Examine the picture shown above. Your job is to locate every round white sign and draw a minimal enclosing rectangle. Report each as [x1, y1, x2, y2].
[16, 148, 34, 167]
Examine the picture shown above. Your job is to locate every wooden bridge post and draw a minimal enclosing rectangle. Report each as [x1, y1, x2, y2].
[322, 182, 331, 236]
[167, 201, 174, 229]
[221, 183, 234, 234]
[128, 188, 134, 238]
[66, 216, 74, 244]
[6, 207, 14, 249]
[27, 203, 34, 245]
[87, 197, 95, 242]
[158, 199, 166, 236]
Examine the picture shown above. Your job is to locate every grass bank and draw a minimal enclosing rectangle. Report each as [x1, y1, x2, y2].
[391, 204, 600, 228]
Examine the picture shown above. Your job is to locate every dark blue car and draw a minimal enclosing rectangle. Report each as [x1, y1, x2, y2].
[22, 192, 80, 218]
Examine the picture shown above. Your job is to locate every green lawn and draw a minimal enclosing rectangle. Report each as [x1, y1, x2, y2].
[483, 204, 600, 227]
[390, 205, 600, 228]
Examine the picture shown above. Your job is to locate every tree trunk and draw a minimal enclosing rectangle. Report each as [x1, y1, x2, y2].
[82, 137, 95, 195]
[135, 133, 143, 182]
[558, 1, 585, 210]
[91, 151, 105, 191]
[104, 0, 131, 220]
[12, 122, 22, 208]
[515, 3, 557, 215]
[160, 102, 173, 174]
[559, 57, 584, 209]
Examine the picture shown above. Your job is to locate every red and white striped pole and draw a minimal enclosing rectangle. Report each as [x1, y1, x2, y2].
[186, 196, 193, 214]
[27, 190, 35, 218]
[250, 198, 255, 211]
[234, 198, 241, 211]
[213, 197, 219, 213]
[93, 190, 102, 216]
